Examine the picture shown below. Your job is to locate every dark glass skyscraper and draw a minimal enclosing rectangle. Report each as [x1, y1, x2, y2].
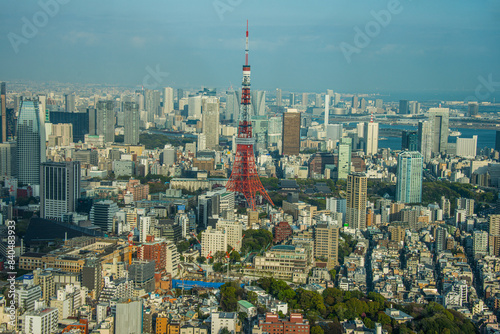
[17, 98, 45, 185]
[40, 161, 81, 220]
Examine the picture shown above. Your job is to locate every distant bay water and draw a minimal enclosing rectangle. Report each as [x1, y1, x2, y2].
[378, 124, 496, 151]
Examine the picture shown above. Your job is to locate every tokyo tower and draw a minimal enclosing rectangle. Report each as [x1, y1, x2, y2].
[226, 21, 274, 210]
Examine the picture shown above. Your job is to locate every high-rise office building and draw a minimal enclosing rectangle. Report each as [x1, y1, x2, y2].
[352, 96, 359, 109]
[188, 95, 202, 118]
[225, 91, 240, 121]
[402, 130, 419, 151]
[40, 161, 81, 221]
[251, 90, 266, 116]
[64, 93, 76, 112]
[315, 94, 322, 108]
[1, 82, 6, 143]
[17, 98, 45, 185]
[346, 173, 367, 229]
[359, 98, 367, 111]
[418, 120, 432, 162]
[364, 121, 379, 155]
[145, 89, 161, 121]
[267, 116, 282, 147]
[0, 141, 16, 181]
[496, 131, 500, 152]
[324, 94, 329, 126]
[435, 226, 447, 253]
[428, 108, 449, 155]
[338, 137, 352, 180]
[468, 102, 479, 116]
[375, 99, 383, 109]
[124, 102, 140, 145]
[456, 136, 477, 159]
[96, 101, 115, 143]
[325, 124, 342, 142]
[314, 223, 339, 269]
[275, 88, 282, 107]
[90, 200, 119, 232]
[202, 97, 220, 150]
[399, 100, 409, 114]
[163, 87, 174, 114]
[396, 151, 423, 204]
[282, 109, 301, 156]
[301, 93, 308, 106]
[50, 110, 89, 143]
[489, 215, 500, 257]
[409, 101, 420, 114]
[114, 298, 143, 334]
[289, 93, 295, 106]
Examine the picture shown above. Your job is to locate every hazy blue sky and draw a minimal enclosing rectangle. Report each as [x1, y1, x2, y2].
[1, 0, 500, 97]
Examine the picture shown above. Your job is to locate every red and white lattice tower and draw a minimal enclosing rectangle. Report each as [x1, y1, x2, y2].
[226, 21, 274, 210]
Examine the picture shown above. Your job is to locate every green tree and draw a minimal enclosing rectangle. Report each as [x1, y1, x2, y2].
[311, 325, 324, 334]
[229, 251, 241, 263]
[238, 312, 247, 324]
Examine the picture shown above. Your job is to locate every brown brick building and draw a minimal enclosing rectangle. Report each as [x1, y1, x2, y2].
[273, 221, 293, 243]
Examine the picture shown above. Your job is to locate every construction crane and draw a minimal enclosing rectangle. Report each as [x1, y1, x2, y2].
[127, 231, 134, 266]
[225, 234, 245, 277]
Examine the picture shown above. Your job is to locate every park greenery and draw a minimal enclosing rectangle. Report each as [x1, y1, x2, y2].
[219, 278, 477, 334]
[240, 229, 273, 254]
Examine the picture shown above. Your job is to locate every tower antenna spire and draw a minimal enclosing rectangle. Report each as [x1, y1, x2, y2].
[245, 20, 249, 66]
[226, 21, 274, 210]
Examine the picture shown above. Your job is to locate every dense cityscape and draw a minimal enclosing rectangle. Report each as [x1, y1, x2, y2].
[2, 2, 500, 334]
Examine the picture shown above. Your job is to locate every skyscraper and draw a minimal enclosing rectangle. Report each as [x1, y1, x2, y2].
[188, 95, 202, 118]
[338, 137, 352, 180]
[428, 108, 449, 155]
[124, 102, 140, 145]
[402, 130, 419, 151]
[315, 94, 322, 108]
[40, 161, 81, 221]
[352, 96, 359, 109]
[282, 109, 301, 156]
[275, 88, 282, 107]
[17, 98, 45, 185]
[301, 93, 308, 106]
[251, 90, 266, 116]
[496, 131, 500, 152]
[64, 93, 76, 112]
[225, 91, 240, 121]
[324, 94, 329, 126]
[96, 101, 115, 143]
[202, 97, 220, 150]
[325, 124, 342, 142]
[289, 93, 295, 106]
[145, 89, 161, 121]
[468, 102, 479, 116]
[346, 173, 367, 229]
[0, 141, 16, 181]
[90, 200, 119, 232]
[396, 151, 423, 204]
[314, 223, 339, 269]
[456, 136, 478, 159]
[399, 100, 409, 114]
[163, 87, 174, 114]
[418, 120, 432, 162]
[1, 82, 6, 143]
[364, 121, 379, 155]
